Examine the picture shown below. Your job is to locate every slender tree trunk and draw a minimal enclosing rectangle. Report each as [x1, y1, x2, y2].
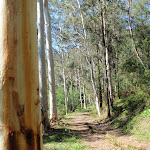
[106, 47, 113, 108]
[37, 0, 49, 131]
[116, 51, 120, 99]
[78, 69, 82, 109]
[69, 90, 72, 111]
[97, 58, 103, 108]
[66, 87, 69, 111]
[102, 5, 113, 108]
[101, 5, 111, 117]
[89, 58, 101, 116]
[105, 49, 111, 117]
[76, 0, 86, 39]
[93, 60, 96, 79]
[83, 84, 87, 109]
[63, 69, 68, 115]
[88, 95, 91, 105]
[71, 77, 75, 111]
[101, 0, 113, 109]
[97, 46, 103, 108]
[76, 0, 88, 110]
[127, 0, 146, 69]
[43, 0, 57, 121]
[81, 65, 87, 109]
[0, 1, 43, 149]
[62, 51, 68, 115]
[75, 69, 78, 90]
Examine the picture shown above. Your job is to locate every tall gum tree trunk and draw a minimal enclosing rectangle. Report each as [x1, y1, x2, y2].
[127, 0, 146, 69]
[76, 0, 88, 110]
[97, 46, 103, 108]
[0, 1, 43, 149]
[71, 77, 75, 111]
[78, 69, 82, 109]
[81, 64, 86, 109]
[37, 0, 49, 131]
[63, 69, 68, 115]
[89, 58, 101, 116]
[101, 6, 111, 117]
[106, 47, 113, 107]
[116, 51, 120, 99]
[43, 0, 57, 121]
[62, 51, 68, 115]
[83, 84, 86, 110]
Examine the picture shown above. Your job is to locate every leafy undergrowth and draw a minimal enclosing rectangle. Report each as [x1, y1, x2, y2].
[111, 90, 150, 141]
[43, 114, 91, 150]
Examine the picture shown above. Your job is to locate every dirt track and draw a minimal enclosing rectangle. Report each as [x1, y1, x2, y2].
[64, 113, 150, 150]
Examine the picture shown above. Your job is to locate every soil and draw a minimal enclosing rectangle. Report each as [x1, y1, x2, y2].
[59, 113, 150, 150]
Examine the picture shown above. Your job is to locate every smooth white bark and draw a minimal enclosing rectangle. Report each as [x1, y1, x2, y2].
[37, 0, 49, 130]
[71, 77, 75, 111]
[43, 0, 57, 121]
[81, 65, 86, 109]
[127, 0, 146, 69]
[61, 51, 68, 115]
[106, 47, 113, 107]
[76, 0, 87, 39]
[89, 59, 101, 116]
[78, 69, 82, 109]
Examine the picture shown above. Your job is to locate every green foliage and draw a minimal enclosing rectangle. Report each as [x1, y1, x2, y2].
[56, 85, 66, 117]
[43, 129, 88, 150]
[51, 0, 150, 142]
[111, 90, 150, 141]
[43, 113, 91, 150]
[140, 69, 150, 84]
[68, 86, 81, 110]
[122, 57, 144, 74]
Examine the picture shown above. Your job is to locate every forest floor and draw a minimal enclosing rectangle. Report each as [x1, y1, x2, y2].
[43, 112, 150, 150]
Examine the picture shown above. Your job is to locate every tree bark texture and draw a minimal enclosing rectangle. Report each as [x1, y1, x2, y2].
[37, 0, 49, 131]
[43, 0, 58, 121]
[0, 1, 43, 150]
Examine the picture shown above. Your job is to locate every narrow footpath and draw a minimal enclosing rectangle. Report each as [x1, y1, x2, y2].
[44, 112, 150, 150]
[65, 113, 150, 150]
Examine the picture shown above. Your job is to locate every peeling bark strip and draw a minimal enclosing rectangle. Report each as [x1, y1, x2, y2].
[0, 1, 42, 150]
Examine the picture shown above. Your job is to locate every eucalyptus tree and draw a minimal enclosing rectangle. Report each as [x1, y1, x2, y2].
[77, 0, 101, 115]
[0, 0, 43, 149]
[78, 66, 83, 109]
[127, 0, 146, 69]
[62, 50, 68, 115]
[43, 0, 58, 121]
[37, 0, 49, 131]
[50, 0, 150, 119]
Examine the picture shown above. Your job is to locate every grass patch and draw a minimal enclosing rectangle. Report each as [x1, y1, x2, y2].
[111, 90, 150, 141]
[103, 133, 139, 150]
[43, 113, 91, 150]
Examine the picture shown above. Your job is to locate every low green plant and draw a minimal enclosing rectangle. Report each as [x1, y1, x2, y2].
[111, 90, 150, 141]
